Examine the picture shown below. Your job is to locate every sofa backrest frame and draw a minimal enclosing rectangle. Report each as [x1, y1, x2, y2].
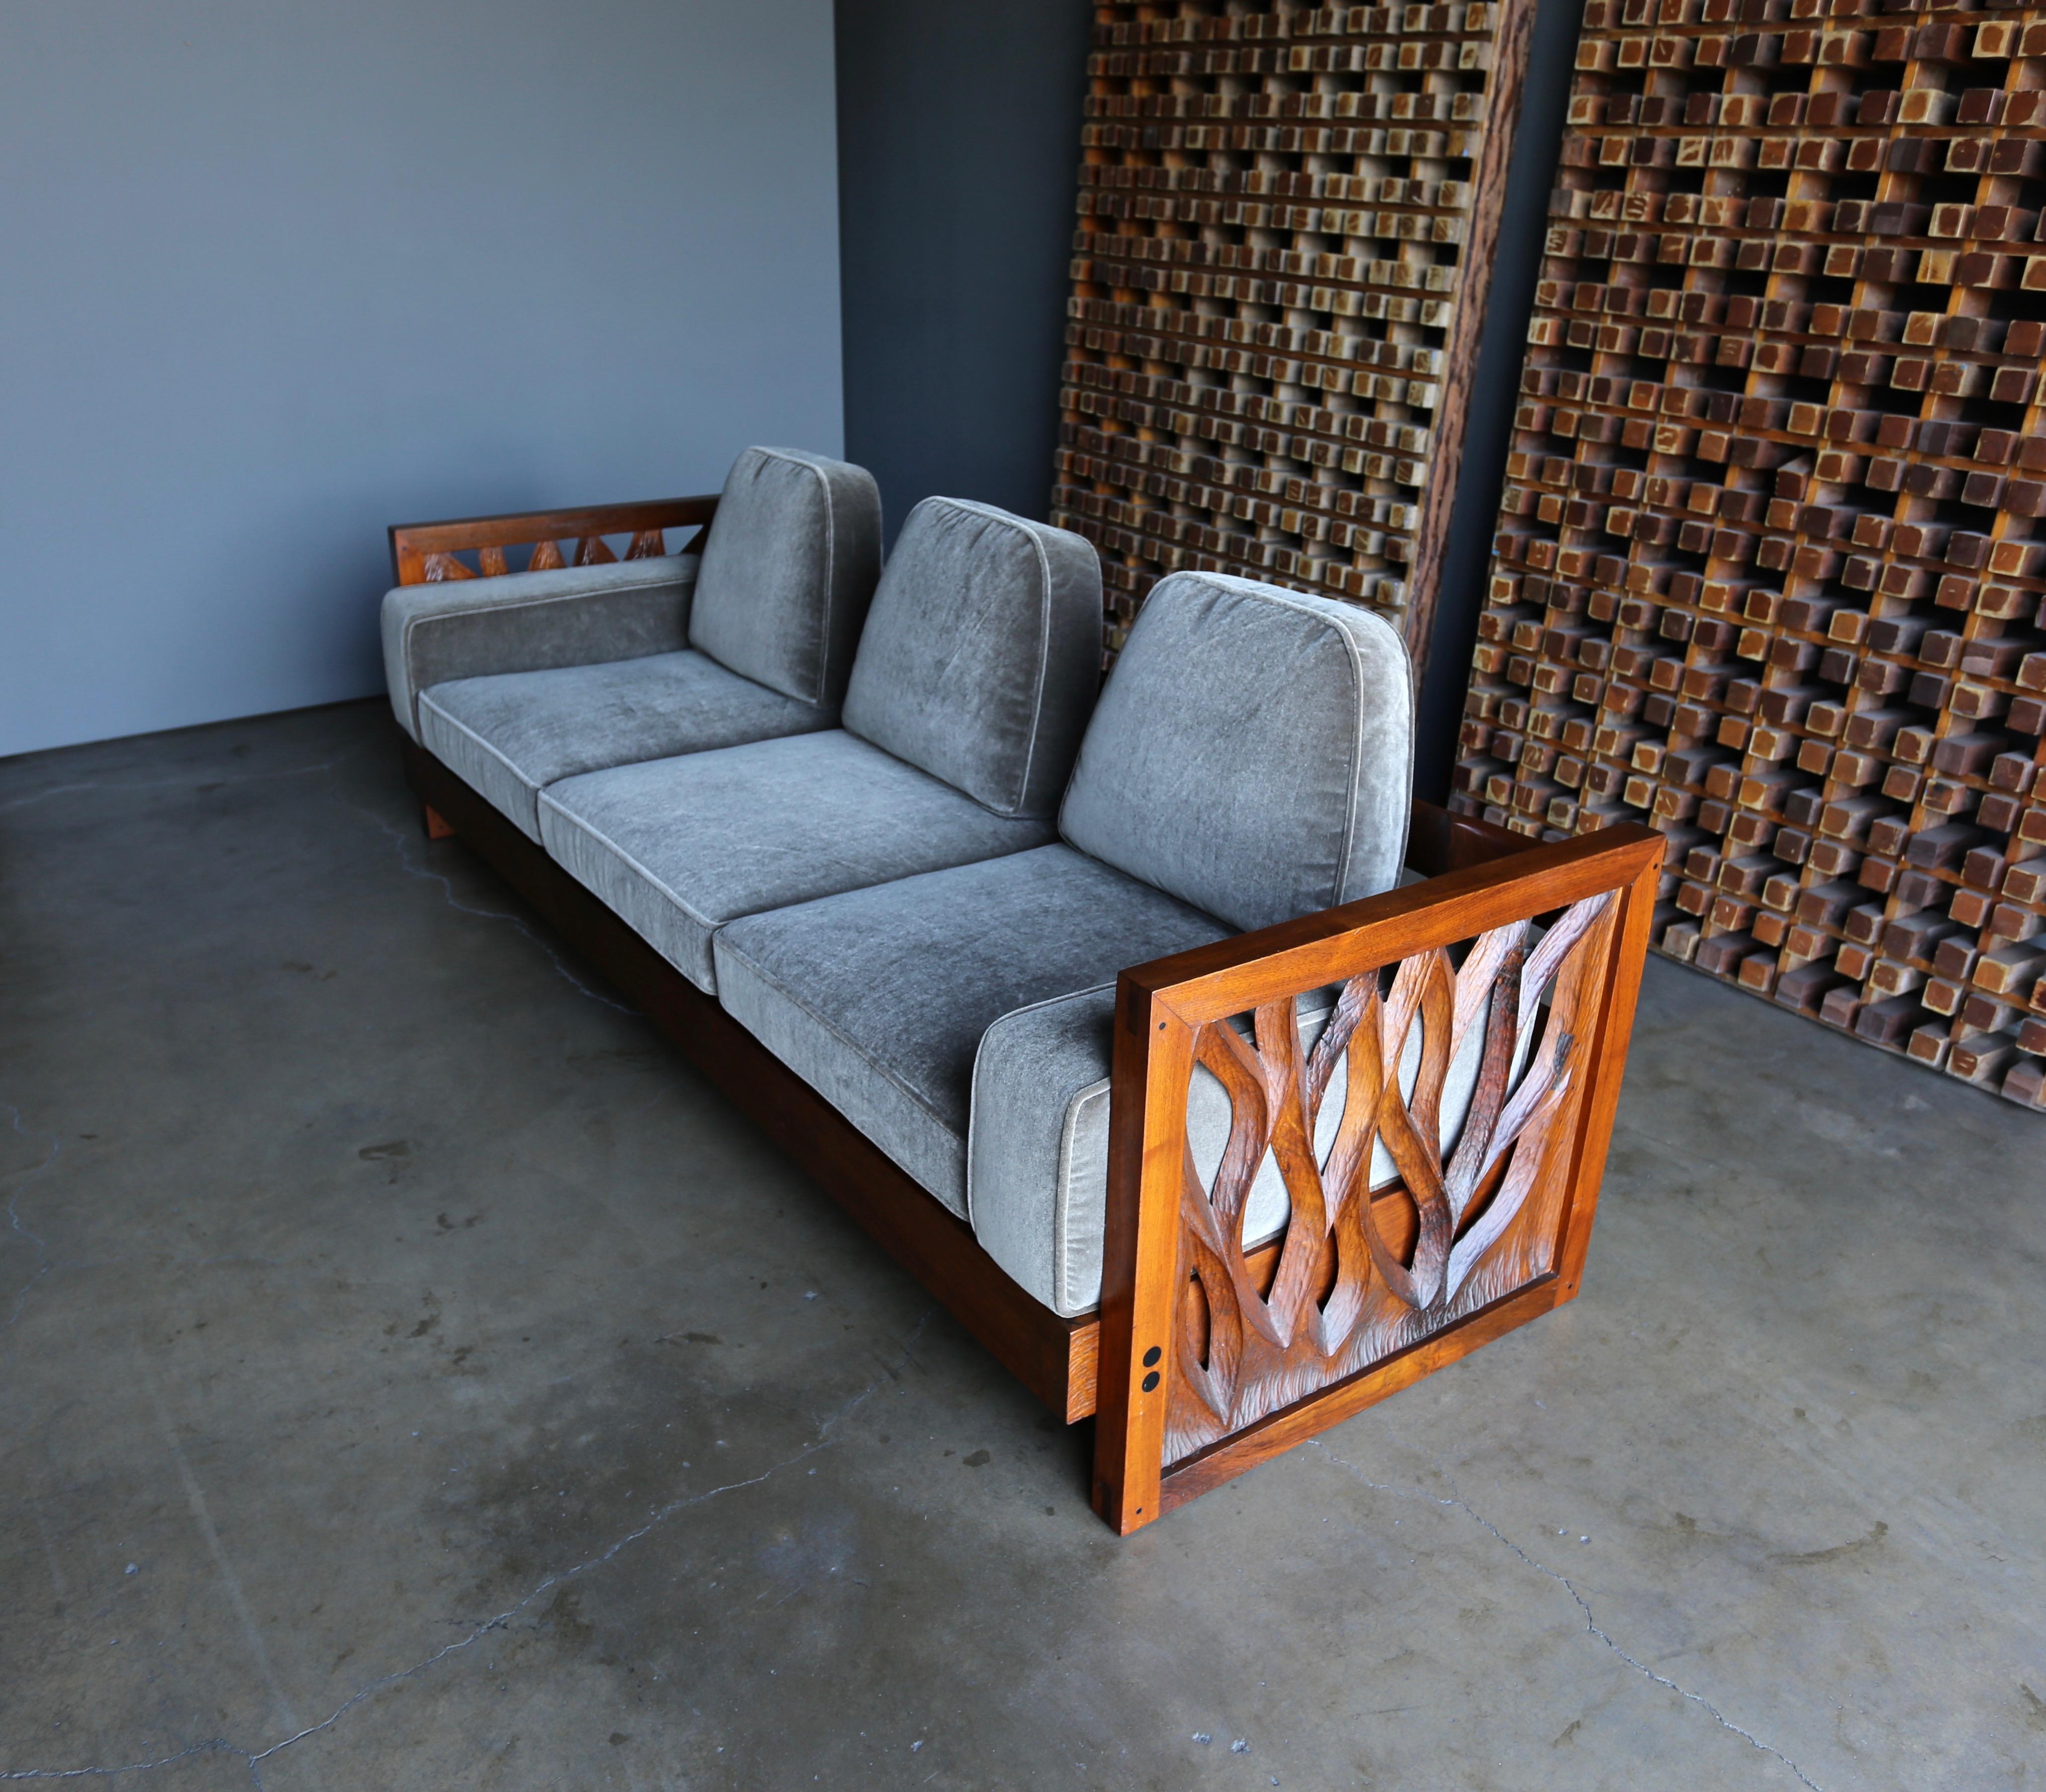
[389, 494, 719, 588]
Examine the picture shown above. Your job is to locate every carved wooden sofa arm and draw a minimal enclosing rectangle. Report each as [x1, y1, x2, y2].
[1092, 811, 1665, 1533]
[388, 494, 720, 587]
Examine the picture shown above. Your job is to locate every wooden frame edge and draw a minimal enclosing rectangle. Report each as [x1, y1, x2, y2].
[1404, 797, 1536, 878]
[1126, 821, 1665, 1027]
[1093, 823, 1666, 1534]
[1552, 847, 1665, 1303]
[1158, 1276, 1561, 1513]
[389, 494, 720, 587]
[1401, 0, 1544, 676]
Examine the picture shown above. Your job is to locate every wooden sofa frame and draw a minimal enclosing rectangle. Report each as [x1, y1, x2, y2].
[389, 499, 1666, 1535]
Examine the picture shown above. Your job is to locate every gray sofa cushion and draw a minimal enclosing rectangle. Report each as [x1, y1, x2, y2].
[1059, 571, 1414, 932]
[690, 447, 883, 707]
[382, 555, 698, 741]
[712, 844, 1230, 1216]
[970, 980, 1513, 1318]
[417, 651, 831, 841]
[841, 498, 1101, 818]
[537, 732, 1055, 993]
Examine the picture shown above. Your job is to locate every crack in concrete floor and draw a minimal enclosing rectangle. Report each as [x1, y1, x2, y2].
[1314, 1436, 1825, 1791]
[3, 748, 819, 1784]
[353, 806, 634, 1015]
[0, 1311, 936, 1787]
[9, 711, 2031, 1786]
[1, 1116, 325, 1342]
[2, 1106, 61, 1331]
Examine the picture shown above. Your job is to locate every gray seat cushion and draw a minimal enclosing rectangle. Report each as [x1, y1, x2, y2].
[690, 447, 883, 706]
[711, 845, 1230, 1216]
[970, 977, 1513, 1318]
[417, 650, 831, 841]
[842, 498, 1101, 818]
[1059, 571, 1414, 932]
[537, 732, 1055, 993]
[382, 554, 698, 743]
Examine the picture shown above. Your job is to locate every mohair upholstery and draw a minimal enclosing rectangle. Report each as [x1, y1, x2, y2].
[536, 732, 1054, 993]
[689, 447, 883, 706]
[969, 982, 1507, 1318]
[711, 846, 1230, 1216]
[416, 652, 833, 843]
[842, 498, 1101, 818]
[1058, 571, 1414, 933]
[382, 556, 699, 741]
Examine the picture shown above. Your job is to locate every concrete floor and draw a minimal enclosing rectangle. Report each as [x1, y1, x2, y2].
[1, 698, 2040, 1792]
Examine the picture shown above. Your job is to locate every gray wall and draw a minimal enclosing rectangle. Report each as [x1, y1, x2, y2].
[835, 0, 1094, 550]
[0, 0, 844, 759]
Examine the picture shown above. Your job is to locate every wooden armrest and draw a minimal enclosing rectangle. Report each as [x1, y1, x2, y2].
[388, 494, 720, 587]
[1092, 820, 1666, 1532]
[1121, 819, 1663, 1016]
[1404, 798, 1536, 879]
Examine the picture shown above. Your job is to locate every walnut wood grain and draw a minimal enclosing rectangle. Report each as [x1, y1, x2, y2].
[1158, 1276, 1560, 1513]
[1120, 822, 1661, 1030]
[1404, 800, 1536, 878]
[389, 495, 719, 587]
[1094, 820, 1663, 1532]
[1552, 841, 1663, 1302]
[1403, 0, 1541, 672]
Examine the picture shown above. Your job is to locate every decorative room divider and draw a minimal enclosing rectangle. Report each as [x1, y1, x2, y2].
[1452, 0, 2046, 1109]
[1049, 0, 1541, 668]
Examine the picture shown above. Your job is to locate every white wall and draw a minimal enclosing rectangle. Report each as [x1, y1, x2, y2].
[0, 0, 843, 758]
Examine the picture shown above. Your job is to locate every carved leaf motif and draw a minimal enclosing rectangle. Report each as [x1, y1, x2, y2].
[1256, 999, 1331, 1345]
[422, 552, 475, 582]
[1163, 891, 1617, 1464]
[1358, 948, 1455, 1310]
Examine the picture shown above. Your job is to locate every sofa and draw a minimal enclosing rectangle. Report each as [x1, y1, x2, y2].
[383, 447, 1663, 1532]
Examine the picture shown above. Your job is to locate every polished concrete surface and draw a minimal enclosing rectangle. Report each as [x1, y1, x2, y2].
[1, 699, 2040, 1791]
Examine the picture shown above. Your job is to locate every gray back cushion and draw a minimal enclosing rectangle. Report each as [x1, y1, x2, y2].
[1058, 571, 1413, 934]
[688, 446, 883, 706]
[841, 498, 1101, 819]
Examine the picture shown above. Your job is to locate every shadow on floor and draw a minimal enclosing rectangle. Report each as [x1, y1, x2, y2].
[1, 699, 2038, 1790]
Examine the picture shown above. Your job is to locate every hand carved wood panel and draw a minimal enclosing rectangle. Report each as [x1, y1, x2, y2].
[1452, 0, 2046, 1111]
[1049, 0, 1543, 669]
[417, 529, 670, 584]
[1165, 890, 1618, 1463]
[387, 496, 718, 589]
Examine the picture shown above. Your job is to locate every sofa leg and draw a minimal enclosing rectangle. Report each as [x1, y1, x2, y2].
[421, 802, 456, 841]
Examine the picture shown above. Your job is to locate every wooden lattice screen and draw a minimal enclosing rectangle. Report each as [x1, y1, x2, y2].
[1050, 0, 1540, 665]
[1452, 0, 2046, 1109]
